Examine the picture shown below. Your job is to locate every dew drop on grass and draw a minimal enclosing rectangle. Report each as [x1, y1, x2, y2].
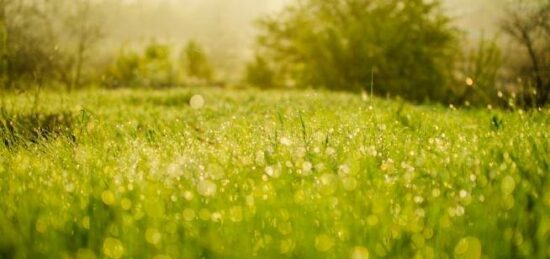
[315, 234, 334, 252]
[199, 208, 211, 221]
[144, 199, 165, 218]
[35, 217, 48, 233]
[280, 238, 296, 254]
[197, 180, 217, 197]
[501, 195, 515, 210]
[81, 216, 90, 230]
[351, 246, 369, 259]
[211, 211, 222, 222]
[229, 206, 243, 222]
[342, 177, 358, 191]
[189, 95, 205, 109]
[319, 174, 338, 195]
[459, 190, 468, 199]
[103, 237, 124, 259]
[183, 208, 196, 221]
[101, 190, 116, 206]
[280, 137, 292, 146]
[501, 176, 516, 195]
[265, 166, 280, 178]
[454, 237, 482, 259]
[302, 161, 313, 174]
[145, 228, 162, 245]
[120, 198, 132, 210]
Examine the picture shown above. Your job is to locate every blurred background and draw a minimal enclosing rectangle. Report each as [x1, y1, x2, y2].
[1, 0, 548, 108]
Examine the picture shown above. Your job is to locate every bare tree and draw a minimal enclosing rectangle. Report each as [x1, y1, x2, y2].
[65, 0, 103, 90]
[502, 0, 550, 107]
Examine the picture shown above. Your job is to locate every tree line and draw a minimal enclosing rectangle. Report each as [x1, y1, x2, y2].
[0, 0, 214, 91]
[1, 0, 549, 108]
[246, 0, 550, 108]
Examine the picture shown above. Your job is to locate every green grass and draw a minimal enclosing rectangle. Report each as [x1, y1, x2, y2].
[0, 88, 549, 259]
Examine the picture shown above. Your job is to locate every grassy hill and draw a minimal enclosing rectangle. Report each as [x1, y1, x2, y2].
[0, 88, 549, 258]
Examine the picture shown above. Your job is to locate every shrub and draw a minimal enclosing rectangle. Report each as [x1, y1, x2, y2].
[245, 55, 276, 88]
[181, 40, 213, 83]
[105, 43, 177, 88]
[252, 0, 460, 102]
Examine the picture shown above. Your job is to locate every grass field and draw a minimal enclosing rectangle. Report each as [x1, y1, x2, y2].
[0, 88, 549, 259]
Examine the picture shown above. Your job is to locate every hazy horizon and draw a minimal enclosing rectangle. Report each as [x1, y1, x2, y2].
[98, 0, 503, 79]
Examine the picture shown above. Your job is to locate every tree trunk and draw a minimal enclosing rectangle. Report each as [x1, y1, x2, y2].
[522, 30, 547, 106]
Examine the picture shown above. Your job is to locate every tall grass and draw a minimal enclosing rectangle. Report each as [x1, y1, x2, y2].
[0, 88, 549, 258]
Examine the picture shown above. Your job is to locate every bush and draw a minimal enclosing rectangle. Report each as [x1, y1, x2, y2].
[105, 43, 177, 88]
[245, 55, 276, 88]
[181, 40, 213, 83]
[252, 0, 460, 102]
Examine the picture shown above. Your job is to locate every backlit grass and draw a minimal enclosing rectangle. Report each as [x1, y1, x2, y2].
[0, 88, 549, 258]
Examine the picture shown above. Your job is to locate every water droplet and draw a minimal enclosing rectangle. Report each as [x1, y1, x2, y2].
[120, 198, 132, 210]
[319, 174, 338, 195]
[351, 246, 369, 259]
[280, 238, 296, 254]
[454, 237, 481, 259]
[315, 234, 334, 252]
[189, 95, 205, 109]
[501, 176, 515, 195]
[146, 228, 162, 245]
[103, 238, 124, 259]
[229, 206, 243, 222]
[144, 199, 165, 218]
[280, 137, 292, 146]
[342, 177, 358, 191]
[35, 217, 48, 233]
[197, 180, 217, 197]
[101, 190, 116, 206]
[183, 208, 196, 221]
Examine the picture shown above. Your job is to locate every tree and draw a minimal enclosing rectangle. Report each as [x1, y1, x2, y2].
[0, 0, 103, 90]
[181, 40, 213, 83]
[0, 1, 7, 88]
[502, 0, 550, 107]
[245, 55, 276, 88]
[252, 0, 459, 102]
[0, 0, 60, 89]
[64, 0, 103, 90]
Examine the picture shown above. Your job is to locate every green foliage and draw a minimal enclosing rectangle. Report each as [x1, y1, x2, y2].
[458, 36, 503, 106]
[181, 40, 213, 82]
[0, 89, 549, 258]
[0, 0, 103, 90]
[253, 0, 459, 102]
[245, 55, 276, 88]
[106, 43, 177, 88]
[141, 43, 177, 87]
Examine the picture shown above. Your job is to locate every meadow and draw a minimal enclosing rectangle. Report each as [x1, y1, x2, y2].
[0, 88, 549, 259]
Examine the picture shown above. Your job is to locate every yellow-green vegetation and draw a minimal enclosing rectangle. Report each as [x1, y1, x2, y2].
[0, 88, 549, 258]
